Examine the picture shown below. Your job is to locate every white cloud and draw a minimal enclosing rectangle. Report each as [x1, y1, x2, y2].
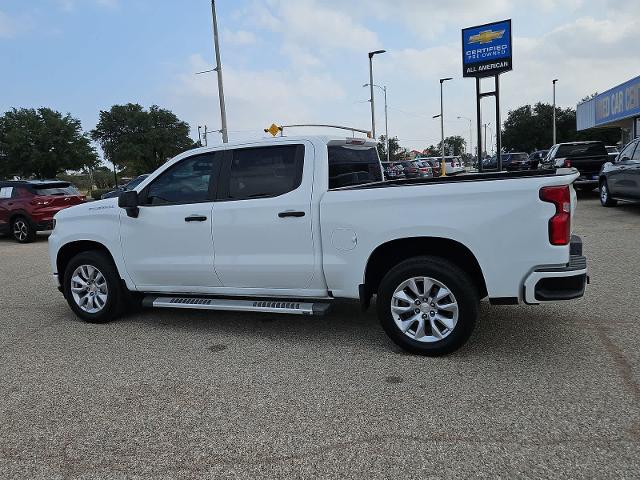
[223, 29, 257, 46]
[0, 10, 34, 39]
[242, 0, 380, 54]
[164, 54, 348, 144]
[56, 0, 119, 12]
[162, 1, 640, 151]
[0, 11, 18, 38]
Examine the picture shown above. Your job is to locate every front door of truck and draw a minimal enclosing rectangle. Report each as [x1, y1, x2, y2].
[211, 142, 316, 290]
[120, 152, 223, 289]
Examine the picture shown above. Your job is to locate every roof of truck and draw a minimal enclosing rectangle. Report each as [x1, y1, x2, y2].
[195, 135, 376, 151]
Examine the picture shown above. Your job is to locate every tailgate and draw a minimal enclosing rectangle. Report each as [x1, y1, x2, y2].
[570, 155, 607, 175]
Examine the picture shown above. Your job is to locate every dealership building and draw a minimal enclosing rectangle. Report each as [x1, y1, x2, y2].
[577, 74, 640, 145]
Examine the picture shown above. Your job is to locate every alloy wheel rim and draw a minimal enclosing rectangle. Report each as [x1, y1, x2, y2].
[391, 276, 459, 343]
[601, 184, 607, 202]
[13, 221, 28, 241]
[70, 265, 108, 314]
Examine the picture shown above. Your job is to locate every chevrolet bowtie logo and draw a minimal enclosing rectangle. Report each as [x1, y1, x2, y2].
[469, 29, 505, 45]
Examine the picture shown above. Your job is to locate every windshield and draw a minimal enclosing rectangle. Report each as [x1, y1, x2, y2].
[328, 145, 382, 188]
[126, 175, 148, 190]
[32, 184, 80, 196]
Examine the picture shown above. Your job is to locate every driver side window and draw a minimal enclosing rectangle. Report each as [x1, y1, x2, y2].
[618, 142, 637, 162]
[629, 142, 640, 162]
[144, 153, 218, 206]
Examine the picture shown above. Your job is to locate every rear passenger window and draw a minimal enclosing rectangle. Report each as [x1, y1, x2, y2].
[328, 145, 382, 189]
[227, 145, 304, 200]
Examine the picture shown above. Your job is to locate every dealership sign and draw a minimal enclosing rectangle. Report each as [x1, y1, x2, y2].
[462, 20, 512, 78]
[594, 76, 640, 126]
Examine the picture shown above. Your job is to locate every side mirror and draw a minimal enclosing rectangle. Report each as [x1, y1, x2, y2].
[118, 190, 139, 218]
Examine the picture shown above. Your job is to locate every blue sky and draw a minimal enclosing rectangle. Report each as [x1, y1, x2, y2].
[1, 0, 639, 153]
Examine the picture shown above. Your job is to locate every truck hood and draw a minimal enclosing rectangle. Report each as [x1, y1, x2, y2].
[53, 197, 119, 220]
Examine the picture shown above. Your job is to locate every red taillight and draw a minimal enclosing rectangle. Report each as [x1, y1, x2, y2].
[563, 159, 572, 168]
[30, 197, 52, 206]
[539, 186, 571, 245]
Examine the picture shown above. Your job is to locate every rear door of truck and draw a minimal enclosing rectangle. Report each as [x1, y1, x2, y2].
[211, 141, 316, 289]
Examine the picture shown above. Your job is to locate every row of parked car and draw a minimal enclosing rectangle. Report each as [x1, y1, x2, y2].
[516, 139, 639, 207]
[0, 175, 150, 243]
[382, 156, 465, 180]
[482, 144, 620, 173]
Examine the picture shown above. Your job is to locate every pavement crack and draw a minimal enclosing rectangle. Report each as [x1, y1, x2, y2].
[596, 329, 640, 402]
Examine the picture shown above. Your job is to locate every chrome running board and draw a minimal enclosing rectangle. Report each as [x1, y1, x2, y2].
[142, 296, 332, 316]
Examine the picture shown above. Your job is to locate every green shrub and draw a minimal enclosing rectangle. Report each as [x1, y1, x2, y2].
[90, 189, 109, 200]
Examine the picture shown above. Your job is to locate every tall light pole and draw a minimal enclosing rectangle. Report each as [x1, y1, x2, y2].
[483, 122, 491, 159]
[457, 116, 473, 157]
[438, 77, 453, 176]
[367, 50, 386, 139]
[552, 79, 559, 145]
[364, 83, 388, 162]
[210, 0, 229, 143]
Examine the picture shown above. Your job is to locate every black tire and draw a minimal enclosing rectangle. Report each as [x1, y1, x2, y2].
[599, 179, 617, 207]
[63, 250, 125, 323]
[11, 216, 36, 243]
[377, 256, 479, 356]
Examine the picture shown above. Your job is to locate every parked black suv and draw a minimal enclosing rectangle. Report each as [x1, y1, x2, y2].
[541, 141, 609, 191]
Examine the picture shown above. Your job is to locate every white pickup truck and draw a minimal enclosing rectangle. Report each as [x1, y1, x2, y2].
[48, 136, 587, 355]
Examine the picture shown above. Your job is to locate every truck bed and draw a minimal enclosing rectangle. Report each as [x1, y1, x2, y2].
[332, 168, 563, 191]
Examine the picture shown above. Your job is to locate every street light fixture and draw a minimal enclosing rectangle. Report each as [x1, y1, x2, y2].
[552, 79, 559, 145]
[367, 49, 386, 139]
[364, 83, 389, 162]
[438, 77, 453, 177]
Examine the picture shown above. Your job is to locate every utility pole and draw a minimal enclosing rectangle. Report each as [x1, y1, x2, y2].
[197, 126, 203, 146]
[552, 79, 558, 145]
[210, 0, 229, 143]
[457, 116, 473, 157]
[483, 122, 490, 158]
[112, 162, 117, 187]
[383, 85, 389, 162]
[438, 78, 453, 176]
[367, 50, 386, 139]
[203, 125, 208, 147]
[364, 83, 389, 161]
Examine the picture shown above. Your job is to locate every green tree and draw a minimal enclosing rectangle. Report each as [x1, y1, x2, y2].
[377, 135, 408, 162]
[0, 108, 98, 179]
[437, 136, 466, 156]
[502, 102, 619, 152]
[91, 103, 194, 176]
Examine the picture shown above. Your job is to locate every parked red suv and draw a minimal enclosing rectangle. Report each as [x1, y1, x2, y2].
[0, 180, 85, 243]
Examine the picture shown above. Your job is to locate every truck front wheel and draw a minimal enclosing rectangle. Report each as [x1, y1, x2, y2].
[63, 251, 125, 324]
[377, 256, 479, 356]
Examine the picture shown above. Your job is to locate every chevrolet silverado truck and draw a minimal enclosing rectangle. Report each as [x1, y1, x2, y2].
[48, 136, 587, 355]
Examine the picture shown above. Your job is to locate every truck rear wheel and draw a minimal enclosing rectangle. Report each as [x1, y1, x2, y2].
[377, 256, 479, 356]
[63, 251, 125, 324]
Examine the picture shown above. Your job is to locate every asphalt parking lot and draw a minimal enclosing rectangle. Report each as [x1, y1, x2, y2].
[1, 192, 639, 479]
